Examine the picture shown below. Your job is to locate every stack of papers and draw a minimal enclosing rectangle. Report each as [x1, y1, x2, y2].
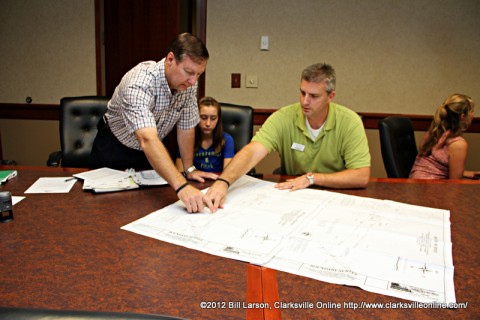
[130, 169, 169, 186]
[0, 170, 17, 184]
[73, 168, 168, 193]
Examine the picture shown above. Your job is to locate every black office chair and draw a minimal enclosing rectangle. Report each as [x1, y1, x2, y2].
[0, 307, 186, 320]
[220, 102, 254, 153]
[47, 96, 109, 168]
[219, 102, 256, 174]
[378, 116, 418, 178]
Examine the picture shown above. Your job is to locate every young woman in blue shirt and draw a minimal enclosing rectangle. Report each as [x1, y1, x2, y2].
[176, 97, 235, 173]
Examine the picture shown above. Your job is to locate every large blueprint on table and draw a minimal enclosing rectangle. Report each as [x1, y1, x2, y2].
[122, 175, 454, 303]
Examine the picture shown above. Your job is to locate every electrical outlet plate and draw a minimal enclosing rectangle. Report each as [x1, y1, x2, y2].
[246, 75, 258, 88]
[231, 73, 241, 88]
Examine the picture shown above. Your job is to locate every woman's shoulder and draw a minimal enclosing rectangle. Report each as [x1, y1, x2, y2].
[447, 135, 467, 152]
[447, 135, 466, 143]
[446, 135, 466, 148]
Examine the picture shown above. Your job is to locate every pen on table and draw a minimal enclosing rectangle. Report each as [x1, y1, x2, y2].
[64, 177, 77, 182]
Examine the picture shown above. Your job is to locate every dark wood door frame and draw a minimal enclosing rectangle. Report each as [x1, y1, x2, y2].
[95, 0, 207, 97]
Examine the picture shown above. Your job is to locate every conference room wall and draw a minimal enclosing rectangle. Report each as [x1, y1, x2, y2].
[204, 0, 480, 113]
[204, 0, 480, 177]
[0, 0, 96, 166]
[1, 0, 479, 176]
[0, 0, 97, 103]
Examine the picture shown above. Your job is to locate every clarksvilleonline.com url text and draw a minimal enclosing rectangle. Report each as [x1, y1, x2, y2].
[325, 301, 469, 310]
[199, 301, 468, 310]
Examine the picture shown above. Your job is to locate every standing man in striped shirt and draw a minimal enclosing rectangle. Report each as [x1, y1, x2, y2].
[91, 33, 216, 213]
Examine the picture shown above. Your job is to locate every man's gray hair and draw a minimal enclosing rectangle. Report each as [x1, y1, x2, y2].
[301, 63, 336, 93]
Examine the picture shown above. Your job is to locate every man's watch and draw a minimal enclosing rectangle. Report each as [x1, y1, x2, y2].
[184, 165, 197, 176]
[306, 173, 315, 185]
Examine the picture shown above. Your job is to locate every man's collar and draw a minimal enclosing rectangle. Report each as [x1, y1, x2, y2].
[296, 103, 334, 131]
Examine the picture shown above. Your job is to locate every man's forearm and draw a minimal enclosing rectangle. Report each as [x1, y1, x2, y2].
[146, 142, 187, 189]
[314, 167, 370, 189]
[217, 142, 268, 184]
[177, 128, 195, 170]
[136, 129, 187, 190]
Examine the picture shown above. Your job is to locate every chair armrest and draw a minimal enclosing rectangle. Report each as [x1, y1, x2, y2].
[47, 151, 62, 167]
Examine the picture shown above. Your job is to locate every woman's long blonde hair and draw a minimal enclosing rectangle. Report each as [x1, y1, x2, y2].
[419, 93, 474, 156]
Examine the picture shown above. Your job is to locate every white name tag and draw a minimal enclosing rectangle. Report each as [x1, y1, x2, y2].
[291, 142, 305, 152]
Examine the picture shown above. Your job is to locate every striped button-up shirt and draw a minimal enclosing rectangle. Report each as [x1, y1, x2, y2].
[105, 59, 200, 150]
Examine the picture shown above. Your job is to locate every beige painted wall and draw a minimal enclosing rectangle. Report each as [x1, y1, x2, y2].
[1, 0, 479, 177]
[205, 0, 480, 112]
[0, 119, 58, 166]
[204, 0, 480, 176]
[0, 0, 97, 103]
[0, 0, 96, 166]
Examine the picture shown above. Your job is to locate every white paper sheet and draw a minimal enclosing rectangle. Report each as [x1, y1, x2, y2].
[122, 175, 455, 303]
[12, 196, 25, 205]
[131, 169, 168, 186]
[24, 177, 77, 193]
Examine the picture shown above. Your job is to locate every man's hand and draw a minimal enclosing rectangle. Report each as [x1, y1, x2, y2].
[177, 184, 206, 213]
[187, 170, 218, 183]
[275, 175, 310, 191]
[203, 180, 229, 213]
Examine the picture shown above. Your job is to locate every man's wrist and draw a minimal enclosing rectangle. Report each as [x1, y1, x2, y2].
[306, 173, 315, 185]
[175, 182, 189, 194]
[216, 177, 231, 188]
[184, 165, 197, 177]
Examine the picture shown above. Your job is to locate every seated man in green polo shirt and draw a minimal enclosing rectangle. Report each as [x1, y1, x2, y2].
[203, 63, 371, 212]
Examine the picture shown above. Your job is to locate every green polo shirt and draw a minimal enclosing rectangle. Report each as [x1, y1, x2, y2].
[252, 102, 370, 175]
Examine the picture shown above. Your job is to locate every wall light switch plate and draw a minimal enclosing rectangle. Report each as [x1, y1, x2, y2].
[260, 36, 269, 50]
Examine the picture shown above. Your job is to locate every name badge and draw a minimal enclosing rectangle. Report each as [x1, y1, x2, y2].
[291, 142, 305, 152]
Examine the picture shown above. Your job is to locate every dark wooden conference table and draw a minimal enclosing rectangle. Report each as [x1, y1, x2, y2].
[0, 165, 478, 320]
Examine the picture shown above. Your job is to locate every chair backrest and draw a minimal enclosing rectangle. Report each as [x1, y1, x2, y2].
[378, 116, 418, 178]
[220, 103, 254, 153]
[60, 96, 109, 168]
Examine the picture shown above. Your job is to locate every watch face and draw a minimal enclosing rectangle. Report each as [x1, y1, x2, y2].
[307, 175, 314, 184]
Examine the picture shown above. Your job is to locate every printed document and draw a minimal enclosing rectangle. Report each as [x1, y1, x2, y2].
[24, 177, 77, 193]
[122, 175, 454, 303]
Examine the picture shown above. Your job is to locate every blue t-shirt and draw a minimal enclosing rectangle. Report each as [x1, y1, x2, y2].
[177, 132, 235, 173]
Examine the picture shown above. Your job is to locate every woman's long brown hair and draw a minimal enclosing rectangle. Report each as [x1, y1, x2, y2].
[195, 96, 225, 154]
